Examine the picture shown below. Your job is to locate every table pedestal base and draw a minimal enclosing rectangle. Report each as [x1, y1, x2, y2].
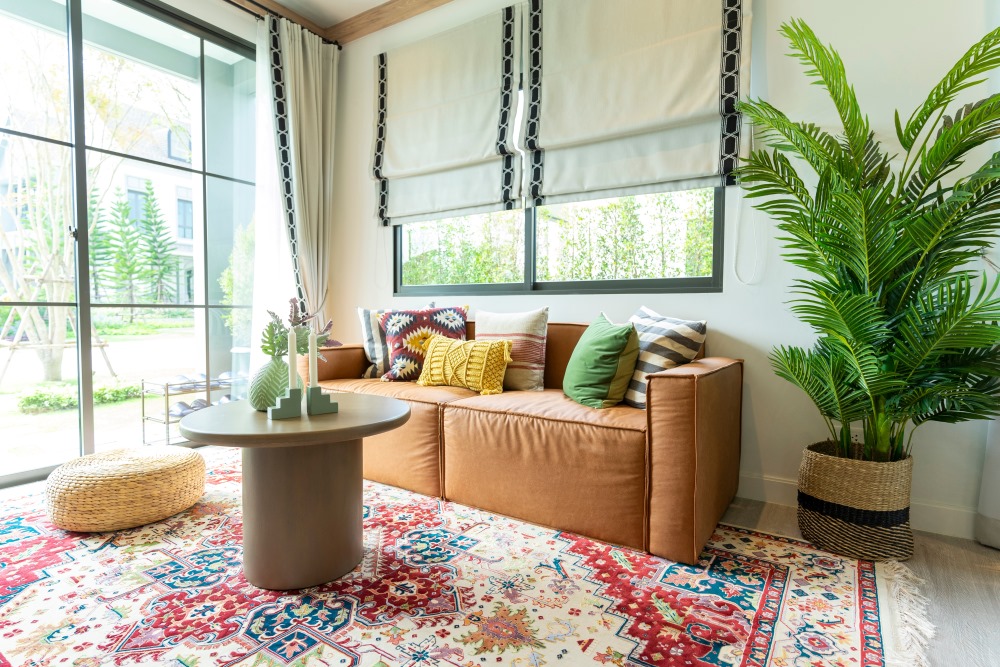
[241, 440, 362, 590]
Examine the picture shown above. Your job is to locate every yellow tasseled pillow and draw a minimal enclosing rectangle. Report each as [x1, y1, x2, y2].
[417, 335, 513, 395]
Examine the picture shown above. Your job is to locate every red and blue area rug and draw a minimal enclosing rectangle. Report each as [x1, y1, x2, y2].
[0, 449, 930, 666]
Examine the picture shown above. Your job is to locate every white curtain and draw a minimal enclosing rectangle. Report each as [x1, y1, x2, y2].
[258, 15, 340, 325]
[373, 5, 521, 226]
[250, 18, 296, 374]
[519, 0, 752, 205]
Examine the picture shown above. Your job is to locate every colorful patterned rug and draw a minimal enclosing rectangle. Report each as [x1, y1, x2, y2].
[0, 448, 930, 667]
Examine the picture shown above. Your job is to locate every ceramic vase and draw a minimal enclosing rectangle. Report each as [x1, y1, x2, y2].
[248, 357, 302, 411]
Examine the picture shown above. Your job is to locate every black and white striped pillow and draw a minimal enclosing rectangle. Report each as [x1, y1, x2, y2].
[623, 306, 707, 409]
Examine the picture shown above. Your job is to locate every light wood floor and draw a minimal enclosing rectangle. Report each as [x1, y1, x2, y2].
[723, 498, 1000, 667]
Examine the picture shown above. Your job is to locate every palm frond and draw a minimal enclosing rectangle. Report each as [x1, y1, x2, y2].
[781, 19, 871, 168]
[737, 99, 849, 179]
[790, 284, 890, 347]
[894, 274, 1000, 378]
[903, 94, 1000, 204]
[897, 24, 1000, 150]
[770, 344, 869, 427]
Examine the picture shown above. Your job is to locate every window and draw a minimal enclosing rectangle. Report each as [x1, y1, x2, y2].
[0, 0, 255, 483]
[126, 188, 145, 224]
[177, 198, 193, 239]
[395, 187, 723, 295]
[167, 128, 192, 163]
[383, 1, 743, 296]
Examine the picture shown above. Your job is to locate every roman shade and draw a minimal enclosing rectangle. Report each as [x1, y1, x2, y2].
[520, 0, 751, 205]
[373, 6, 521, 226]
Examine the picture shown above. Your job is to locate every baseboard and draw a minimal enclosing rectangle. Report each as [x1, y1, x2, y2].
[737, 472, 977, 540]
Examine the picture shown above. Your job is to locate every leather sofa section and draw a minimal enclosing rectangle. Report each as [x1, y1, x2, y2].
[443, 390, 648, 550]
[542, 324, 587, 389]
[319, 379, 477, 497]
[301, 345, 368, 384]
[645, 358, 743, 564]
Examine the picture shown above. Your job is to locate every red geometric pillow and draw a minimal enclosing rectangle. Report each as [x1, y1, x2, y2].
[378, 306, 468, 381]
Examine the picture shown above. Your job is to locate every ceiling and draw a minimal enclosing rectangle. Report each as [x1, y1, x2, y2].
[276, 0, 384, 26]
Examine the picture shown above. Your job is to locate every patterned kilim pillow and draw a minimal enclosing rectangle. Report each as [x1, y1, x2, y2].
[417, 335, 513, 395]
[474, 307, 548, 391]
[379, 306, 468, 381]
[358, 303, 434, 378]
[623, 306, 707, 409]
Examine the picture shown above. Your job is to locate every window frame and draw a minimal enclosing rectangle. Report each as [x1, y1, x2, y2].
[394, 186, 725, 296]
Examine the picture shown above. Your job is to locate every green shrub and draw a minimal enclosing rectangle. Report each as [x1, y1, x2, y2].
[18, 383, 142, 414]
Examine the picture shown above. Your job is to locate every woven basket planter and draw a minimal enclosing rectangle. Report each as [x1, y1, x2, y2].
[797, 441, 914, 561]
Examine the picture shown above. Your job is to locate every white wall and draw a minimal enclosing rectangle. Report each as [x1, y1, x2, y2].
[328, 0, 999, 538]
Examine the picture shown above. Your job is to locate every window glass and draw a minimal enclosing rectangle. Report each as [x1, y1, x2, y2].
[87, 153, 203, 306]
[82, 0, 202, 169]
[0, 135, 75, 303]
[399, 210, 524, 287]
[535, 189, 716, 282]
[0, 0, 70, 142]
[204, 41, 255, 181]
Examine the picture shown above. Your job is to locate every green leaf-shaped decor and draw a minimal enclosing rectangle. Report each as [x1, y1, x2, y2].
[249, 358, 302, 412]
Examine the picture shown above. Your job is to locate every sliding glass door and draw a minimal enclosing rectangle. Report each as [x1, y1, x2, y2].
[0, 0, 255, 482]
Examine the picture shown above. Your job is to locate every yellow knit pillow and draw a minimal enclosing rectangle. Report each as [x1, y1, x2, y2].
[417, 335, 513, 395]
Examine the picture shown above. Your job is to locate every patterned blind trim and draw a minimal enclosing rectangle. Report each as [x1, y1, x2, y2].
[496, 6, 517, 210]
[268, 16, 307, 308]
[374, 53, 390, 226]
[524, 0, 544, 206]
[719, 0, 744, 186]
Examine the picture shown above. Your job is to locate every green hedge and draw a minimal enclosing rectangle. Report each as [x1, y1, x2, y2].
[18, 384, 142, 414]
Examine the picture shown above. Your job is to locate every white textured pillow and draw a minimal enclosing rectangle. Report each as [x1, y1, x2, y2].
[474, 307, 549, 391]
[624, 306, 707, 409]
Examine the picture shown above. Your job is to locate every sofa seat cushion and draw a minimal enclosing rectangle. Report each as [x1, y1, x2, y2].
[443, 389, 648, 550]
[319, 378, 478, 405]
[448, 388, 647, 432]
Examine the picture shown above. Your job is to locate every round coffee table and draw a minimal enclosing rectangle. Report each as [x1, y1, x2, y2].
[179, 393, 409, 590]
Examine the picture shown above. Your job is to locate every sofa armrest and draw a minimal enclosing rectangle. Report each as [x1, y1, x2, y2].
[645, 357, 744, 564]
[296, 345, 369, 384]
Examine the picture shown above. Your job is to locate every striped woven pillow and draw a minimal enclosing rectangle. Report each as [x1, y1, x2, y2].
[623, 307, 707, 409]
[474, 307, 548, 391]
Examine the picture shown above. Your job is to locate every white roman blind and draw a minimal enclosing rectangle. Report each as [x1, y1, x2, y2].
[520, 0, 751, 205]
[372, 6, 521, 226]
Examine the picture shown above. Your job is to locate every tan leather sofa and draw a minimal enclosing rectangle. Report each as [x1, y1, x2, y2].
[302, 322, 743, 565]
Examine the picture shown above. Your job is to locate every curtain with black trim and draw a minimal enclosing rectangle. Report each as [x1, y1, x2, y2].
[519, 0, 751, 206]
[261, 15, 339, 321]
[372, 5, 522, 226]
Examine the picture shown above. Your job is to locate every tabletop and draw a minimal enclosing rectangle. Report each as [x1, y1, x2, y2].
[179, 393, 410, 448]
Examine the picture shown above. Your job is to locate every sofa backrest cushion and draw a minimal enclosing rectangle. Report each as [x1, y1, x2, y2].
[469, 320, 705, 390]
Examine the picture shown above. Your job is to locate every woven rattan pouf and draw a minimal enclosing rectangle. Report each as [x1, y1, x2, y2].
[45, 447, 206, 532]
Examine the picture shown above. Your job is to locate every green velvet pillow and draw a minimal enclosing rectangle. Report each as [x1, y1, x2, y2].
[562, 314, 640, 409]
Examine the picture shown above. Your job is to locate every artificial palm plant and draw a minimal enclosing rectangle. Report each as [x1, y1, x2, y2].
[739, 20, 1000, 464]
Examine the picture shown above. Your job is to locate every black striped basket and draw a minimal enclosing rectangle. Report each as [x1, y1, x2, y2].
[797, 441, 914, 561]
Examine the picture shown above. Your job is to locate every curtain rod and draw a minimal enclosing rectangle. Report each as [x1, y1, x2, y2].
[220, 0, 342, 49]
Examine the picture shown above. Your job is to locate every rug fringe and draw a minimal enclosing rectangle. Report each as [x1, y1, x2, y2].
[878, 560, 935, 667]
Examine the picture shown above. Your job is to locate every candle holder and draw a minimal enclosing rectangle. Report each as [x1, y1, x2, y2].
[307, 387, 339, 415]
[268, 388, 302, 420]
